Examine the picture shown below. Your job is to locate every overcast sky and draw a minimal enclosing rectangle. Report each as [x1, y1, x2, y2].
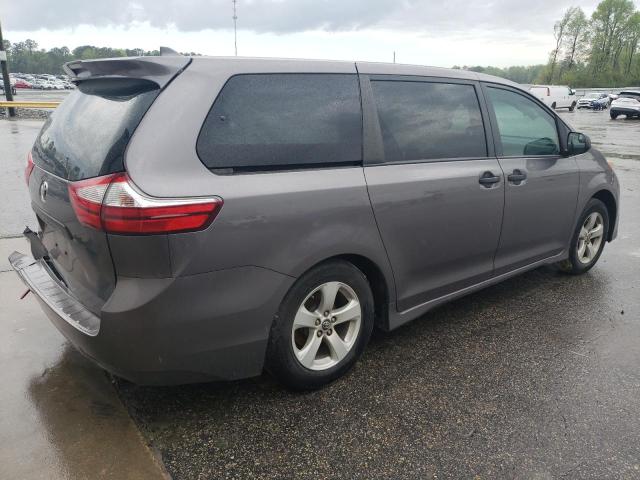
[4, 0, 635, 67]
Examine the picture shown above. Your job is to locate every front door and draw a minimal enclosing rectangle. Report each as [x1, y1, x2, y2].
[483, 85, 580, 275]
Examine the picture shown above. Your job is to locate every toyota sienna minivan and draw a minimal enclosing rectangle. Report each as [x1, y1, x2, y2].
[10, 55, 619, 390]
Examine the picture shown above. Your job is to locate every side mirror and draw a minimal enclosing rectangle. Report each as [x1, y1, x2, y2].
[567, 132, 591, 156]
[569, 89, 576, 96]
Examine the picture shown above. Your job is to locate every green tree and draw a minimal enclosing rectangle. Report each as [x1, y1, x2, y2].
[548, 8, 574, 82]
[563, 7, 590, 70]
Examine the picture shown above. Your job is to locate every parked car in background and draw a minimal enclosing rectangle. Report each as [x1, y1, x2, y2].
[13, 79, 32, 89]
[577, 92, 609, 109]
[529, 85, 577, 110]
[610, 91, 640, 119]
[10, 56, 619, 390]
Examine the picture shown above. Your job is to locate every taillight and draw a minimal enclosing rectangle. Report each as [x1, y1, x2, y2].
[68, 173, 223, 234]
[25, 152, 35, 185]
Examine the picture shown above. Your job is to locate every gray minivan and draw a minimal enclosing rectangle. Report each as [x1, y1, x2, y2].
[10, 55, 619, 390]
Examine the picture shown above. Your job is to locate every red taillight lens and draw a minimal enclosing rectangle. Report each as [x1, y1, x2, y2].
[25, 152, 35, 185]
[68, 174, 115, 229]
[68, 173, 223, 234]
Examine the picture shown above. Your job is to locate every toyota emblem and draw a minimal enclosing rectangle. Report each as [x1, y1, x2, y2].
[39, 180, 49, 203]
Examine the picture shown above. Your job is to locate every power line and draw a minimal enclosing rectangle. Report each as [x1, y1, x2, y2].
[232, 0, 238, 56]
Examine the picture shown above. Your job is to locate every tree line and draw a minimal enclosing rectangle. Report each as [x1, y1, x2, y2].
[541, 0, 640, 87]
[1, 39, 199, 74]
[458, 0, 640, 87]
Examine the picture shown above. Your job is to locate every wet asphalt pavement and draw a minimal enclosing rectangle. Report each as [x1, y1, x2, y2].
[1, 107, 639, 479]
[115, 109, 640, 479]
[0, 118, 167, 478]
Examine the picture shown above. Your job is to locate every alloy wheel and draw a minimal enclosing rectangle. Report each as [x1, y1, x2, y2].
[291, 281, 362, 371]
[577, 212, 604, 264]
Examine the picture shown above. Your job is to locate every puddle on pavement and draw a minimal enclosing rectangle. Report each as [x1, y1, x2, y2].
[0, 273, 165, 480]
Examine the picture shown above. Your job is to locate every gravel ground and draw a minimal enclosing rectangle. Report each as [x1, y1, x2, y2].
[0, 107, 51, 120]
[116, 109, 640, 479]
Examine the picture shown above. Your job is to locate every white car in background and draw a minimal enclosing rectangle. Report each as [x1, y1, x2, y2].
[610, 91, 640, 119]
[529, 85, 577, 111]
[577, 92, 609, 109]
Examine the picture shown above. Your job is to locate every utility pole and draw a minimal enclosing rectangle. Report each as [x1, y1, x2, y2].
[232, 0, 238, 56]
[0, 19, 16, 117]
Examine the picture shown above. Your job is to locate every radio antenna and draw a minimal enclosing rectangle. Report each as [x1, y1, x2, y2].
[233, 0, 238, 56]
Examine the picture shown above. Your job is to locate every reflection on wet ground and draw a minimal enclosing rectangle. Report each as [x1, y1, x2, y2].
[559, 109, 640, 160]
[0, 119, 40, 238]
[0, 264, 166, 479]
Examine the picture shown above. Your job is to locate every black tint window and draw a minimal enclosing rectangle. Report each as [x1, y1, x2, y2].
[34, 79, 158, 181]
[370, 81, 487, 162]
[487, 87, 559, 156]
[197, 74, 362, 171]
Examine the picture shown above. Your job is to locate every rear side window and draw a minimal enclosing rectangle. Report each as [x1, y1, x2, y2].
[196, 74, 362, 172]
[370, 80, 487, 162]
[486, 87, 559, 156]
[33, 79, 158, 181]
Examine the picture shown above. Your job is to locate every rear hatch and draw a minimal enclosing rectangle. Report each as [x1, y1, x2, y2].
[27, 56, 190, 314]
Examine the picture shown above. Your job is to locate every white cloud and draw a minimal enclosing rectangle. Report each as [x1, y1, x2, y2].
[5, 0, 634, 66]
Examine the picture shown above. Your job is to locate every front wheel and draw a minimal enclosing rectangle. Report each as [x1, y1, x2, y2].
[610, 112, 618, 119]
[266, 260, 374, 390]
[557, 199, 609, 275]
[569, 102, 576, 112]
[551, 102, 557, 109]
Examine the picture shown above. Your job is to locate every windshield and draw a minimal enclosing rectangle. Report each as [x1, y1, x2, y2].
[32, 78, 159, 181]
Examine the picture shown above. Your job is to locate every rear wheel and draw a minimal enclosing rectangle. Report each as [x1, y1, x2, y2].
[569, 102, 576, 112]
[610, 111, 618, 119]
[551, 102, 557, 109]
[557, 199, 609, 275]
[266, 260, 374, 390]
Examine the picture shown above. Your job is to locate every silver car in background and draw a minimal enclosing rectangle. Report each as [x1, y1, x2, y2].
[10, 56, 619, 390]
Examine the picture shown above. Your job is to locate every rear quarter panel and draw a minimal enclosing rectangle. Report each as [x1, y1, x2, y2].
[124, 58, 396, 296]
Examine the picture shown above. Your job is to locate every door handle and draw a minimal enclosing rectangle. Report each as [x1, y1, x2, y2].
[507, 169, 527, 184]
[479, 171, 501, 187]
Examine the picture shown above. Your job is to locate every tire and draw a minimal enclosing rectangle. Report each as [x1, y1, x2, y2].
[551, 102, 557, 109]
[557, 198, 609, 275]
[610, 112, 618, 119]
[569, 102, 576, 112]
[266, 260, 375, 390]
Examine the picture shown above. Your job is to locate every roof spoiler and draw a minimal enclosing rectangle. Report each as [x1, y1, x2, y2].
[63, 54, 191, 89]
[160, 46, 181, 56]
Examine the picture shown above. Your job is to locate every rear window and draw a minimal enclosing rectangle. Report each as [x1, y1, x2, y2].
[196, 74, 362, 172]
[33, 79, 158, 181]
[370, 80, 487, 162]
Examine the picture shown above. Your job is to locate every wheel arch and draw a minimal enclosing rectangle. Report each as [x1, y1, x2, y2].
[288, 253, 392, 332]
[334, 254, 391, 331]
[592, 189, 617, 241]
